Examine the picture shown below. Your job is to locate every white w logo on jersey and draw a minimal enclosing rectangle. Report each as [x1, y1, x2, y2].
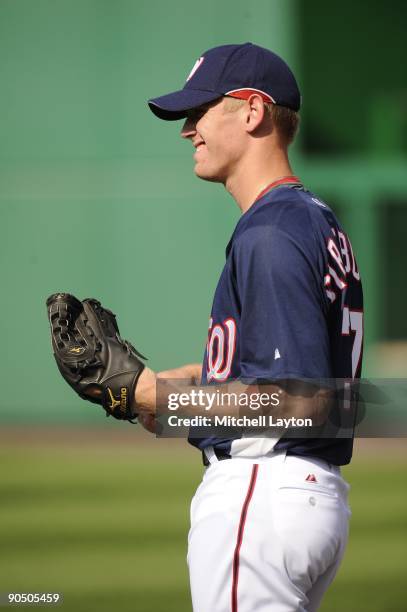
[206, 318, 237, 382]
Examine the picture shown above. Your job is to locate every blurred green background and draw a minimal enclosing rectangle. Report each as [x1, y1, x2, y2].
[1, 1, 406, 611]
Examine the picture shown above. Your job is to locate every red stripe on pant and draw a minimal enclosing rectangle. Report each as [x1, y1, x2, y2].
[231, 464, 259, 612]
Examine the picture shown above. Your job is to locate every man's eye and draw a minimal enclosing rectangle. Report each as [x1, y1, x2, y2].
[189, 107, 207, 121]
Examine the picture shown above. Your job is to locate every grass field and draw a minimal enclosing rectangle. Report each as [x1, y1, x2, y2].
[0, 428, 406, 611]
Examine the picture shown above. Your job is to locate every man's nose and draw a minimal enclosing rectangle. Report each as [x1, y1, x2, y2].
[180, 117, 196, 139]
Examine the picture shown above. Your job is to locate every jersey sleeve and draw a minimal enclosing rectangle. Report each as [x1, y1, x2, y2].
[234, 223, 331, 381]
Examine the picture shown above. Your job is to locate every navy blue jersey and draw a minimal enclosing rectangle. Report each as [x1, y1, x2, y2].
[189, 182, 363, 465]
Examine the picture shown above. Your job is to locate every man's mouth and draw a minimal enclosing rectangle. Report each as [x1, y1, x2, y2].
[194, 140, 206, 151]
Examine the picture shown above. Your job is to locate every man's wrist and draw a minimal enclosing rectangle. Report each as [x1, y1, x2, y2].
[134, 367, 158, 414]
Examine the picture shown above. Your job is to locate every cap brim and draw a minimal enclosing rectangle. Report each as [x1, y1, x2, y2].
[148, 89, 222, 121]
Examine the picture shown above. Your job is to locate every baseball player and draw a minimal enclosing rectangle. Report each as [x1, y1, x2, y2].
[141, 42, 364, 611]
[47, 43, 363, 612]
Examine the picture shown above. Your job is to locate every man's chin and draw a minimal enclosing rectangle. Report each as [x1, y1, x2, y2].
[194, 165, 223, 184]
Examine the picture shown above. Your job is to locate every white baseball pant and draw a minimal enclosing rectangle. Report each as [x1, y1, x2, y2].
[187, 451, 350, 612]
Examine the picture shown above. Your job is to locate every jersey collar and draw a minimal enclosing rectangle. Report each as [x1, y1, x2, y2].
[254, 176, 302, 203]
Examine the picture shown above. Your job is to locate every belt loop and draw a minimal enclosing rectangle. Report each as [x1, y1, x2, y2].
[204, 446, 218, 464]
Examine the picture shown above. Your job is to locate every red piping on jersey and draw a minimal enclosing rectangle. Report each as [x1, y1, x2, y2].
[231, 464, 259, 612]
[254, 176, 302, 202]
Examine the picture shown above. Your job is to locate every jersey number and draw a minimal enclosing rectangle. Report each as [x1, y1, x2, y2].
[341, 307, 363, 378]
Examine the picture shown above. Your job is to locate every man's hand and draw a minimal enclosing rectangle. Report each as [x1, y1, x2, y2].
[157, 363, 202, 385]
[137, 412, 158, 434]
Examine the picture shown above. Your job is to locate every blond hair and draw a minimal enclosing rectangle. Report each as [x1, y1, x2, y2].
[223, 96, 299, 146]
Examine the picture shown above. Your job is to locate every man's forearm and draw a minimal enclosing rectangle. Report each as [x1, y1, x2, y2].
[135, 363, 202, 414]
[136, 365, 332, 426]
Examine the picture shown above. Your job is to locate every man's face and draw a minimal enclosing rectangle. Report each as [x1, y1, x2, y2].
[180, 97, 246, 183]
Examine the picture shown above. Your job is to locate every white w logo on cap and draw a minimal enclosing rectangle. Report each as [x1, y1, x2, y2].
[186, 56, 204, 82]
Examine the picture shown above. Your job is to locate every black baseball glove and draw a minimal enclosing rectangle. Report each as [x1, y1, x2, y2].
[46, 293, 146, 422]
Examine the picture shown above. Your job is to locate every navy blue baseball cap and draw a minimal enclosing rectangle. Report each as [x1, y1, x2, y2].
[148, 42, 301, 121]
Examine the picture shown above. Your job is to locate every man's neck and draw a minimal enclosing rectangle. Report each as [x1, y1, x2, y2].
[225, 150, 294, 214]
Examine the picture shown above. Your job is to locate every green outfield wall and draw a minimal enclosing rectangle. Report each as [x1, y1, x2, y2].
[1, 0, 406, 421]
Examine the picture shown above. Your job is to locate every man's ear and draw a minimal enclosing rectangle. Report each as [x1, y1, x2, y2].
[245, 94, 266, 133]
